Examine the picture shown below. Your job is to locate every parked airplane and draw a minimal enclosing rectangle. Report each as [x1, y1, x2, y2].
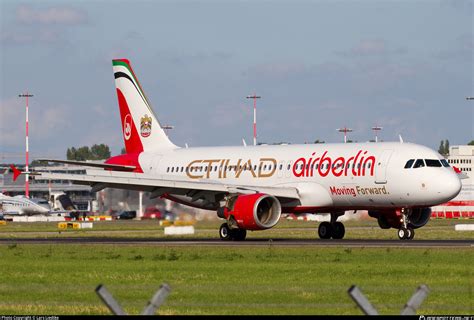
[0, 193, 50, 216]
[37, 59, 461, 240]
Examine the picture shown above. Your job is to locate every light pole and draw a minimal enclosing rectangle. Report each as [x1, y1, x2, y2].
[337, 127, 353, 143]
[371, 126, 383, 142]
[246, 94, 261, 146]
[18, 92, 33, 198]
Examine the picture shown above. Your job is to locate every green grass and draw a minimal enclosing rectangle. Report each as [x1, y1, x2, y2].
[0, 219, 472, 240]
[0, 244, 471, 315]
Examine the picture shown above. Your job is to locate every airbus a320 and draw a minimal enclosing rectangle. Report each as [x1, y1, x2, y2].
[38, 59, 461, 241]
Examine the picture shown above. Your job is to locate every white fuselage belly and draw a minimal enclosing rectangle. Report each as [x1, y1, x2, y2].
[137, 142, 460, 212]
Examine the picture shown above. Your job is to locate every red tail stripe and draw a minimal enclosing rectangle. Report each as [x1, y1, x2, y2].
[116, 89, 143, 154]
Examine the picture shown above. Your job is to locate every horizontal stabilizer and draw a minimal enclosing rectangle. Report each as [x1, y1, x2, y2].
[38, 159, 136, 172]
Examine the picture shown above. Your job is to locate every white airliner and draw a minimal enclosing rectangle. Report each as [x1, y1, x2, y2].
[38, 59, 461, 240]
[0, 193, 50, 216]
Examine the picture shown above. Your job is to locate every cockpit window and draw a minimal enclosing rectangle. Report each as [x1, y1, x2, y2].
[440, 159, 450, 167]
[404, 159, 415, 169]
[413, 159, 425, 168]
[425, 159, 442, 167]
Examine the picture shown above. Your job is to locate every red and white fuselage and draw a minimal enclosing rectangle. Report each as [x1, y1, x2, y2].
[40, 59, 462, 240]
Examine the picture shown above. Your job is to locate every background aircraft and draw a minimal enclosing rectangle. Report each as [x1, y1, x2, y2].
[0, 193, 50, 216]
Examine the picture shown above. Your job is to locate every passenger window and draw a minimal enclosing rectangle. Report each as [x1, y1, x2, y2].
[413, 159, 425, 168]
[404, 159, 415, 169]
[425, 159, 442, 167]
[167, 167, 170, 173]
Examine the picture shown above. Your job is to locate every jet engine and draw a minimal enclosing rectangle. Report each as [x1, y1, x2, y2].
[369, 207, 431, 229]
[218, 193, 282, 230]
[408, 207, 431, 228]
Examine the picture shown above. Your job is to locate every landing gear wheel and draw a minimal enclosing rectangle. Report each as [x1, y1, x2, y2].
[233, 229, 247, 241]
[406, 227, 415, 240]
[318, 222, 333, 239]
[397, 227, 408, 240]
[219, 223, 232, 241]
[332, 222, 345, 239]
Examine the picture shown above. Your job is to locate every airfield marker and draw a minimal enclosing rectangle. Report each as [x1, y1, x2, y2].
[18, 92, 33, 198]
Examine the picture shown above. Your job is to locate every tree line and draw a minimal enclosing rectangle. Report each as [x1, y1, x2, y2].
[66, 144, 111, 161]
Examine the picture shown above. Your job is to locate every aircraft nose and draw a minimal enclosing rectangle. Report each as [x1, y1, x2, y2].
[442, 171, 462, 200]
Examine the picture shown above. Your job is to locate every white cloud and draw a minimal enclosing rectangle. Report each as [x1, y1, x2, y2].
[16, 5, 87, 25]
[1, 29, 61, 45]
[0, 97, 69, 151]
[336, 39, 406, 57]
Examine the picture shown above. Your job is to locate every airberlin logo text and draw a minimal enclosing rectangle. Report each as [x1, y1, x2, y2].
[292, 150, 376, 178]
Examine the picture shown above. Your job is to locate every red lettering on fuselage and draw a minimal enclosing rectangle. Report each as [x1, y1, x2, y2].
[292, 150, 376, 178]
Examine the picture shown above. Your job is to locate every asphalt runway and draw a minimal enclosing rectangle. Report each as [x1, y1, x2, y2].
[0, 237, 472, 248]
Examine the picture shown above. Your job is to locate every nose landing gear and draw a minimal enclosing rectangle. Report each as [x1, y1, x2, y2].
[397, 209, 415, 240]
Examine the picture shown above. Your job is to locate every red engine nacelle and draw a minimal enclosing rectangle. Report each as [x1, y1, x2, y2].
[221, 193, 282, 230]
[369, 208, 431, 229]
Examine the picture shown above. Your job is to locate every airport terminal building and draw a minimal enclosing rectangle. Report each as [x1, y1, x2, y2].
[431, 145, 474, 218]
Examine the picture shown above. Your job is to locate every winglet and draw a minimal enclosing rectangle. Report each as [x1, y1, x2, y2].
[399, 135, 404, 143]
[10, 165, 21, 181]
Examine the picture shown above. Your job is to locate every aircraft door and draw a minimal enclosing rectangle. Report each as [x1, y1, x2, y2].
[375, 150, 393, 184]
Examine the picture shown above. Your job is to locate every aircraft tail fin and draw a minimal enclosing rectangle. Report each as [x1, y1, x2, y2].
[112, 59, 177, 154]
[10, 165, 21, 182]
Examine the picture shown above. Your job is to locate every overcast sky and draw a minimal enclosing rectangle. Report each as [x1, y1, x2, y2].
[1, 0, 472, 163]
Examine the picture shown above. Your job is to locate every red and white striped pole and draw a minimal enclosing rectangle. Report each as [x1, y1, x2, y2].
[19, 92, 33, 198]
[246, 94, 261, 146]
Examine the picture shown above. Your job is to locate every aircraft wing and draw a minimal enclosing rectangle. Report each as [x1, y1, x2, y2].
[37, 170, 300, 200]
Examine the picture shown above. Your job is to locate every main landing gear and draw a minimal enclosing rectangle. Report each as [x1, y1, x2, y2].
[219, 223, 247, 241]
[318, 213, 345, 239]
[397, 209, 415, 240]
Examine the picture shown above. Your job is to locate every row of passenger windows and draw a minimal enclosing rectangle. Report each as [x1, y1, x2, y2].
[448, 159, 472, 164]
[166, 162, 372, 173]
[404, 159, 449, 169]
[167, 165, 278, 173]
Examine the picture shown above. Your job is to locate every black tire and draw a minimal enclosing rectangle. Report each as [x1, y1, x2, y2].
[219, 223, 233, 241]
[406, 227, 415, 240]
[332, 222, 345, 239]
[233, 229, 247, 241]
[318, 222, 333, 239]
[397, 227, 408, 240]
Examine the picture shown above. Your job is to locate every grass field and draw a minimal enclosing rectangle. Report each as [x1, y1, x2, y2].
[0, 218, 473, 240]
[0, 244, 471, 315]
[0, 219, 472, 315]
